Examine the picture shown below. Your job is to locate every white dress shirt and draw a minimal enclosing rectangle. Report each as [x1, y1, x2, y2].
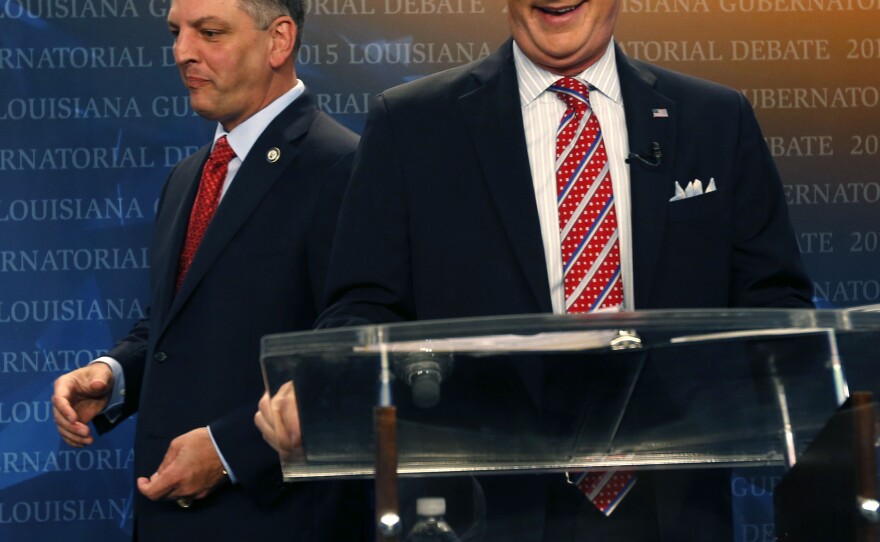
[513, 40, 635, 313]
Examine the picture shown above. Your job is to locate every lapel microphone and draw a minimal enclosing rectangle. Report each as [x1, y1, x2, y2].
[626, 142, 662, 167]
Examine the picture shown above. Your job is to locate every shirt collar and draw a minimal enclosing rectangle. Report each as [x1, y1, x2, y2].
[513, 40, 622, 107]
[211, 79, 306, 159]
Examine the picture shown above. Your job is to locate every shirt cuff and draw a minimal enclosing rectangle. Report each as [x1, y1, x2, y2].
[90, 357, 126, 423]
[207, 425, 237, 484]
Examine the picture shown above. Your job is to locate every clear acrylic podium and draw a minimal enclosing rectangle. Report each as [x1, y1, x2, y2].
[260, 309, 880, 540]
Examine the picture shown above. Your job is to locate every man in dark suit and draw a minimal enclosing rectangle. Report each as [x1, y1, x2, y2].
[310, 0, 813, 539]
[51, 1, 365, 540]
[319, 7, 810, 327]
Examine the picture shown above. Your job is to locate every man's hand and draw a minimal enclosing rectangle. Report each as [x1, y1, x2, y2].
[52, 363, 114, 447]
[137, 427, 228, 502]
[254, 380, 303, 462]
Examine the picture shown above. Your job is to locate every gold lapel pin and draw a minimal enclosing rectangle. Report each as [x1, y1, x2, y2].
[266, 147, 281, 163]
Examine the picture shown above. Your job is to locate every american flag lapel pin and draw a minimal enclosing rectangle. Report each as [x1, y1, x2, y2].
[652, 108, 669, 118]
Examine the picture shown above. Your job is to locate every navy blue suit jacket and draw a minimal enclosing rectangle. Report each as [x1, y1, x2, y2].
[320, 40, 811, 328]
[98, 92, 367, 541]
[317, 40, 812, 540]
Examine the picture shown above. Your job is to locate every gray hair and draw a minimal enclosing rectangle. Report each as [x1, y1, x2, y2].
[237, 0, 305, 54]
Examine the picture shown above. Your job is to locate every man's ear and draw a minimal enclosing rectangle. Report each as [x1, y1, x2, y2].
[268, 16, 296, 69]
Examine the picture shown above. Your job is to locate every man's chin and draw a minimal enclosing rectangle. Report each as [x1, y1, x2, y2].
[187, 98, 217, 121]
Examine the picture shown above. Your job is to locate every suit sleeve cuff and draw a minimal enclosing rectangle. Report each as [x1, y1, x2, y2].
[207, 424, 238, 484]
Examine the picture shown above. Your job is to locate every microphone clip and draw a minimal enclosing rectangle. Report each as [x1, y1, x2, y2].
[626, 142, 662, 168]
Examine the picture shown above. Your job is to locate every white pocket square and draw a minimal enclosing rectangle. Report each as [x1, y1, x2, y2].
[670, 178, 717, 202]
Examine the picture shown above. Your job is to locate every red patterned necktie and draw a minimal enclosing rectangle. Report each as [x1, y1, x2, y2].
[553, 77, 633, 515]
[176, 135, 235, 292]
[553, 77, 623, 312]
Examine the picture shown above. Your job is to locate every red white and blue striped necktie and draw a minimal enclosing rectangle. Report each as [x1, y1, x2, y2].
[552, 76, 633, 516]
[552, 76, 623, 313]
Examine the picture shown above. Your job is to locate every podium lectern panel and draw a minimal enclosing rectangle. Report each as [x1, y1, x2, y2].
[260, 309, 878, 479]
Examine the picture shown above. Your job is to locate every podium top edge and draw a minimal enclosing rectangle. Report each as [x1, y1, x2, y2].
[261, 308, 880, 355]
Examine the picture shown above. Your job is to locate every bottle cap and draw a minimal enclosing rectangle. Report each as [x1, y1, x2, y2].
[416, 497, 446, 517]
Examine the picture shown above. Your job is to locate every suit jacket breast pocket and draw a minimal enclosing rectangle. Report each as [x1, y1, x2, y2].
[666, 191, 726, 222]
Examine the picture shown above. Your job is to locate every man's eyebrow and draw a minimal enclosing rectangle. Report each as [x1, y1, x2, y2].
[168, 15, 231, 28]
[190, 16, 231, 28]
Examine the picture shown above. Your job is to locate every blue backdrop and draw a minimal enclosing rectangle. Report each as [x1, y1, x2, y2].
[1, 1, 877, 540]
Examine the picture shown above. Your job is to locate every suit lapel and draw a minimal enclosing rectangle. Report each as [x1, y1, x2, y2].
[458, 40, 553, 313]
[161, 93, 318, 332]
[150, 146, 209, 329]
[616, 46, 677, 308]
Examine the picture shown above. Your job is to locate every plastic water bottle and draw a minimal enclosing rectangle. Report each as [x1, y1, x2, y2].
[403, 497, 463, 542]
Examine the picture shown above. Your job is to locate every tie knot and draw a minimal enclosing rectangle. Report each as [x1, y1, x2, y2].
[210, 136, 236, 164]
[552, 77, 590, 112]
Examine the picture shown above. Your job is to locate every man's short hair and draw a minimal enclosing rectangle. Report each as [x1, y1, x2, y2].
[238, 0, 305, 54]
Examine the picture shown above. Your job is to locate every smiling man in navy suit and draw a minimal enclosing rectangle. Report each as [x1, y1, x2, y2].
[320, 2, 811, 326]
[313, 0, 813, 539]
[51, 1, 365, 540]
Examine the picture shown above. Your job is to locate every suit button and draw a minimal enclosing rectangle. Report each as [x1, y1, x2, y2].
[154, 351, 168, 362]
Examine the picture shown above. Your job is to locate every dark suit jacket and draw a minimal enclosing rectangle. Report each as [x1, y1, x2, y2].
[318, 40, 813, 541]
[320, 39, 811, 328]
[97, 91, 367, 541]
